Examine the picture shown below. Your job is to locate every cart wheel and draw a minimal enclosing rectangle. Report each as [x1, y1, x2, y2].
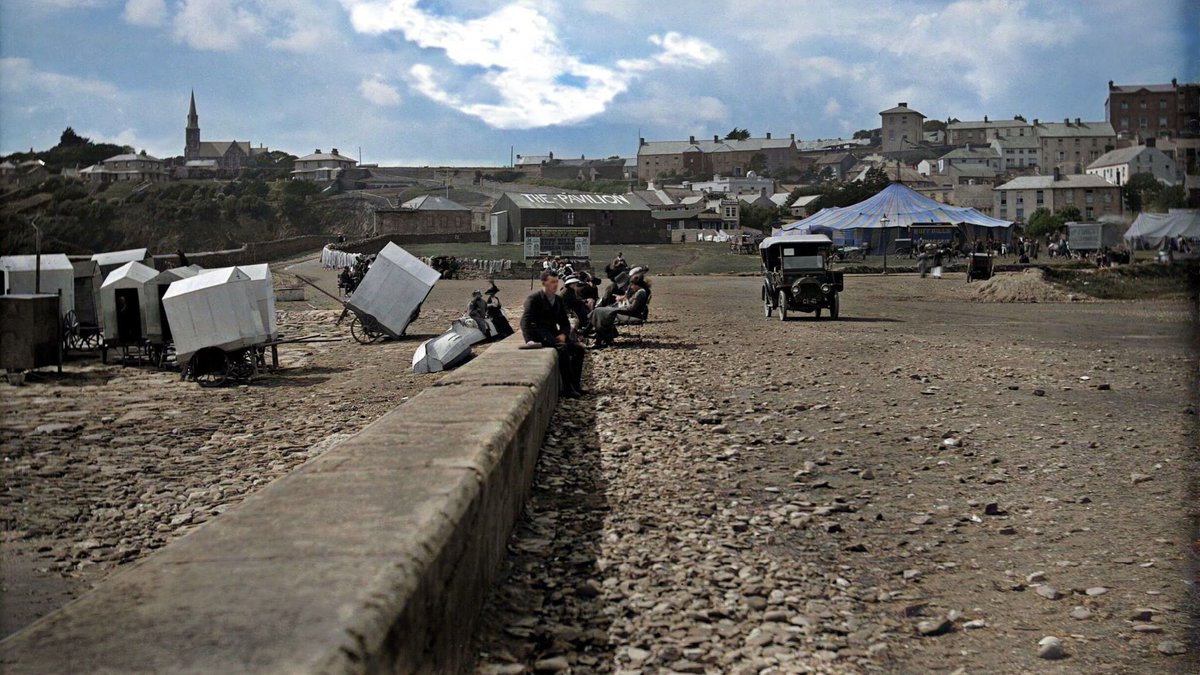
[829, 294, 840, 320]
[777, 291, 788, 322]
[193, 347, 229, 387]
[350, 316, 384, 344]
[62, 311, 79, 350]
[763, 289, 772, 317]
[80, 330, 101, 350]
[228, 350, 254, 381]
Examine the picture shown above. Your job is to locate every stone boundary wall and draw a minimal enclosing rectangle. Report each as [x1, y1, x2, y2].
[0, 337, 560, 673]
[336, 231, 490, 256]
[145, 235, 336, 270]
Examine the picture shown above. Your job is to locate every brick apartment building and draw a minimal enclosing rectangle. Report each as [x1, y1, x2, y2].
[1106, 79, 1200, 142]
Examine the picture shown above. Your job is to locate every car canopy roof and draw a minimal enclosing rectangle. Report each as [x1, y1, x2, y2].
[759, 234, 834, 250]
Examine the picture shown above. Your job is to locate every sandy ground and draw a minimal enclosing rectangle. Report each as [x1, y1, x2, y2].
[473, 272, 1199, 673]
[0, 255, 531, 638]
[3, 262, 1197, 673]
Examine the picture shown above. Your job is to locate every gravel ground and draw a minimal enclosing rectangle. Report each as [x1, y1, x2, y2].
[0, 259, 531, 638]
[473, 272, 1199, 674]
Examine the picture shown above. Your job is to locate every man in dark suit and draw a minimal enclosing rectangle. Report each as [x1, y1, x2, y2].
[521, 270, 587, 398]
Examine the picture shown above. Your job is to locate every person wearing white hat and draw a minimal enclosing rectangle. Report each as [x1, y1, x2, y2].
[468, 288, 491, 338]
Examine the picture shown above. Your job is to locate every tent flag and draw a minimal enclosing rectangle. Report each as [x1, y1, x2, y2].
[780, 183, 1012, 233]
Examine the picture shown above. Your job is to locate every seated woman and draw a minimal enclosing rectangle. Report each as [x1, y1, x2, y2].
[588, 277, 649, 346]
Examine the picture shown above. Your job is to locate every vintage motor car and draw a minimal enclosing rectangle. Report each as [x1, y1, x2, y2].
[760, 234, 844, 320]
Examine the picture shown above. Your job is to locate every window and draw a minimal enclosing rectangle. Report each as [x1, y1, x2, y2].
[1140, 116, 1148, 128]
[1140, 100, 1147, 109]
[1120, 101, 1129, 110]
[1159, 99, 1168, 109]
[1016, 207, 1024, 219]
[565, 211, 575, 225]
[1159, 116, 1168, 127]
[1036, 190, 1044, 205]
[1085, 190, 1094, 204]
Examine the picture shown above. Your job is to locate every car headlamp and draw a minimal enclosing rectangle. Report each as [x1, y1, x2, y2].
[820, 283, 832, 294]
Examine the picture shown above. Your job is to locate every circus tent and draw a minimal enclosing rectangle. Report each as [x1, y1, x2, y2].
[779, 183, 1013, 253]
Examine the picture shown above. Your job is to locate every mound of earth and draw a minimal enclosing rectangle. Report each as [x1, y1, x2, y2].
[970, 268, 1082, 303]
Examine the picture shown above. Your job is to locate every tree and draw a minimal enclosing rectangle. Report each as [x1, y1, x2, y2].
[1025, 207, 1063, 238]
[863, 166, 890, 191]
[852, 129, 874, 140]
[58, 127, 88, 148]
[725, 127, 751, 141]
[749, 152, 767, 175]
[922, 120, 946, 133]
[1123, 172, 1161, 213]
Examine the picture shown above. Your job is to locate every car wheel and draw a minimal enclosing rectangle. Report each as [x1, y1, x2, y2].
[777, 291, 788, 321]
[763, 289, 772, 317]
[814, 306, 822, 320]
[830, 294, 840, 320]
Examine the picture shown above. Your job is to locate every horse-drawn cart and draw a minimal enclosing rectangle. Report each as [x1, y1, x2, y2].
[966, 253, 995, 282]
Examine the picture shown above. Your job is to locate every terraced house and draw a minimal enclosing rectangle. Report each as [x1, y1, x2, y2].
[1033, 118, 1116, 175]
[993, 171, 1121, 222]
[636, 134, 798, 182]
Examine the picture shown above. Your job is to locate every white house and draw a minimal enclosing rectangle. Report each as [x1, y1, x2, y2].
[291, 148, 357, 182]
[1085, 145, 1178, 186]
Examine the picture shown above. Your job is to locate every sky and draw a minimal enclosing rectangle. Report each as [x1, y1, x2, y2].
[1, 0, 1196, 167]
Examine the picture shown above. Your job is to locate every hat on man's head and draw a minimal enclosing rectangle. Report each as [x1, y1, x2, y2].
[472, 289, 482, 296]
[564, 276, 581, 285]
[629, 266, 647, 277]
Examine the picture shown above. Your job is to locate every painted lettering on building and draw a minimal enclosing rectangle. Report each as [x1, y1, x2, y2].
[520, 193, 631, 206]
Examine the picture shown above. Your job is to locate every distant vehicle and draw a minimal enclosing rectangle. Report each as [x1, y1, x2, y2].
[760, 234, 844, 320]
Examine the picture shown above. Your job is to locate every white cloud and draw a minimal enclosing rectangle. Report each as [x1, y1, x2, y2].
[170, 0, 335, 52]
[0, 57, 120, 100]
[82, 127, 141, 150]
[173, 0, 265, 50]
[123, 0, 167, 26]
[823, 97, 841, 117]
[359, 76, 402, 106]
[615, 93, 729, 131]
[341, 0, 722, 129]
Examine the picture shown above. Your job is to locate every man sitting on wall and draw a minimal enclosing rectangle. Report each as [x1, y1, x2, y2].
[520, 270, 587, 399]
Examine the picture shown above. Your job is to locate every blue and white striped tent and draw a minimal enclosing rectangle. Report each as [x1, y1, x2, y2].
[779, 183, 1013, 253]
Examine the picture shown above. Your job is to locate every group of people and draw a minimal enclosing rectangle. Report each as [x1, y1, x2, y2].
[337, 254, 375, 296]
[466, 283, 514, 340]
[519, 258, 652, 398]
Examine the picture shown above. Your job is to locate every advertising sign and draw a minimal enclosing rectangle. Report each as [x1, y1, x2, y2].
[524, 227, 591, 259]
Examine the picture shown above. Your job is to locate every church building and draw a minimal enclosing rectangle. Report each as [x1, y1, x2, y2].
[183, 91, 267, 172]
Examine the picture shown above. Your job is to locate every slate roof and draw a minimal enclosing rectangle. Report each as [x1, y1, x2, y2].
[399, 195, 469, 211]
[880, 104, 924, 116]
[1087, 146, 1171, 169]
[1033, 121, 1116, 138]
[637, 136, 795, 157]
[939, 147, 999, 160]
[996, 174, 1117, 190]
[992, 136, 1040, 150]
[1109, 83, 1179, 93]
[948, 119, 1030, 130]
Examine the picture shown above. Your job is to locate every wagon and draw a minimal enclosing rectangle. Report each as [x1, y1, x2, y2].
[161, 267, 271, 386]
[342, 243, 440, 344]
[1, 253, 77, 351]
[966, 253, 995, 282]
[100, 260, 159, 364]
[760, 234, 844, 320]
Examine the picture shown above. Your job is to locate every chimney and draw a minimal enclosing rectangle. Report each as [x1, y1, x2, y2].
[331, 148, 339, 156]
[581, 154, 585, 160]
[1033, 118, 1039, 126]
[1074, 118, 1081, 125]
[689, 135, 695, 144]
[1108, 80, 1114, 89]
[714, 135, 719, 143]
[899, 102, 908, 107]
[790, 133, 795, 140]
[1145, 137, 1156, 148]
[1064, 118, 1070, 126]
[1053, 167, 1061, 181]
[315, 149, 321, 154]
[766, 132, 772, 139]
[984, 115, 988, 123]
[639, 137, 645, 146]
[1172, 78, 1177, 87]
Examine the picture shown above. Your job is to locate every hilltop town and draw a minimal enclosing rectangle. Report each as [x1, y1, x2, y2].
[2, 80, 1197, 256]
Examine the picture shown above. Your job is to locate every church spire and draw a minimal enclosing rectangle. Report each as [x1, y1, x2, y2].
[187, 90, 198, 129]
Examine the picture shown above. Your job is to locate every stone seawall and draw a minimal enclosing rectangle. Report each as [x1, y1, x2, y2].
[0, 337, 559, 673]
